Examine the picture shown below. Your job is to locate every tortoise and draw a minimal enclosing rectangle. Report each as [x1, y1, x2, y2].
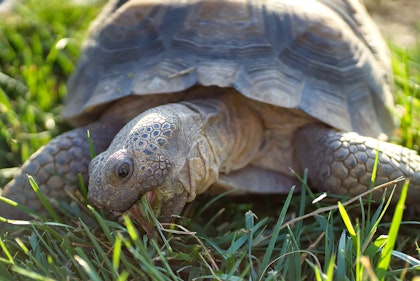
[2, 0, 420, 222]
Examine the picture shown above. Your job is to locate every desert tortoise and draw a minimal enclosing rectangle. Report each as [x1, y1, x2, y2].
[2, 0, 420, 222]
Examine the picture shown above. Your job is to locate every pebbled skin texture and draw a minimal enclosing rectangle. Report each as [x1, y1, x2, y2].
[90, 114, 176, 190]
[0, 121, 122, 220]
[88, 93, 265, 221]
[295, 124, 420, 203]
[87, 114, 178, 212]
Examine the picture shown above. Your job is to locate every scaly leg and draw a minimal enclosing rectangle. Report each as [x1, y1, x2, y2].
[295, 123, 420, 205]
[0, 121, 121, 220]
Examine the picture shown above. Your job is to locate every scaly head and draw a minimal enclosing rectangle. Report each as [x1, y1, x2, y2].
[88, 107, 192, 222]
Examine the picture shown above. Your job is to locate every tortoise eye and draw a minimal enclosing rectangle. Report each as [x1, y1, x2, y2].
[116, 161, 133, 179]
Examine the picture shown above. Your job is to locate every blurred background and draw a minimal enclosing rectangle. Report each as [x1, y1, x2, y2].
[364, 0, 419, 47]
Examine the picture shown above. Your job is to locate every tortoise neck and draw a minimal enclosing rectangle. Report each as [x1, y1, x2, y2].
[180, 93, 264, 195]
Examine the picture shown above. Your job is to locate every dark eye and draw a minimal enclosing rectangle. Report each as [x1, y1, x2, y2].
[116, 161, 132, 179]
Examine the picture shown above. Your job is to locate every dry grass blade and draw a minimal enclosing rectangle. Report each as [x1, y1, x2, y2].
[280, 177, 404, 231]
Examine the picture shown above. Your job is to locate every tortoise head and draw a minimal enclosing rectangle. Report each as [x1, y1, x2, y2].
[87, 109, 190, 222]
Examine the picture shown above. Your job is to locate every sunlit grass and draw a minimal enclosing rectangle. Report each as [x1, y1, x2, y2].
[0, 0, 101, 178]
[0, 0, 419, 280]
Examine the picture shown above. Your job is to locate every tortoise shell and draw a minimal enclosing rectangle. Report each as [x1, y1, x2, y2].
[64, 0, 394, 138]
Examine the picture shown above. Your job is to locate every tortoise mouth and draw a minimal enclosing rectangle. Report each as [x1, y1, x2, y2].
[125, 191, 159, 236]
[144, 190, 156, 204]
[111, 190, 156, 216]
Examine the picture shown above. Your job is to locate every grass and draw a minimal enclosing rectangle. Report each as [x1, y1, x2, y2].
[0, 0, 420, 280]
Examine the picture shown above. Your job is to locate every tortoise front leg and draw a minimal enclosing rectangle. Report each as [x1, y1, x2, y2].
[294, 123, 420, 204]
[0, 121, 121, 220]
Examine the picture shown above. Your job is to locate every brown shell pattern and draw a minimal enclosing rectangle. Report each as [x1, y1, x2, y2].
[65, 0, 394, 138]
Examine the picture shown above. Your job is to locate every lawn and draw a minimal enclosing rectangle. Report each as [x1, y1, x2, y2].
[0, 0, 419, 280]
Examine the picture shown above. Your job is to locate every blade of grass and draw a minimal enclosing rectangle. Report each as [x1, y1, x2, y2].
[138, 195, 172, 252]
[74, 252, 102, 281]
[257, 185, 295, 280]
[365, 235, 388, 258]
[11, 265, 56, 281]
[0, 196, 42, 222]
[77, 172, 88, 201]
[336, 231, 347, 281]
[279, 177, 404, 231]
[122, 215, 168, 280]
[245, 210, 257, 280]
[87, 129, 96, 158]
[305, 259, 324, 281]
[389, 250, 420, 267]
[0, 262, 13, 280]
[337, 201, 356, 243]
[27, 175, 61, 222]
[360, 256, 379, 281]
[88, 205, 114, 243]
[325, 253, 336, 281]
[360, 189, 395, 255]
[150, 239, 180, 281]
[376, 180, 409, 280]
[0, 238, 13, 264]
[116, 271, 129, 281]
[79, 220, 118, 280]
[338, 201, 364, 280]
[112, 233, 123, 272]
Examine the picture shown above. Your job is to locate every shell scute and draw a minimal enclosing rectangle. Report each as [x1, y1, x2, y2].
[65, 0, 394, 138]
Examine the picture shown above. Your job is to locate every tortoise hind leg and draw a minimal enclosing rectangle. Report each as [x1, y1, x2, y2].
[294, 123, 420, 204]
[0, 121, 120, 220]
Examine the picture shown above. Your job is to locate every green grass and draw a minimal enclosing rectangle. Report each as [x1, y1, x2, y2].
[1, 0, 420, 280]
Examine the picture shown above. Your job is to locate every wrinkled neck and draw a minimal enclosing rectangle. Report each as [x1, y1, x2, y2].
[180, 92, 264, 197]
